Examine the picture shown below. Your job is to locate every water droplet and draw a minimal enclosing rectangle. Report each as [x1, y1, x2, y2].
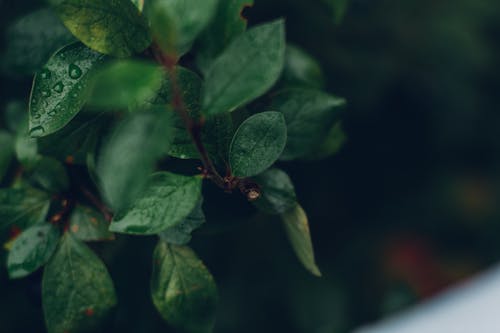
[40, 69, 51, 80]
[53, 82, 64, 93]
[41, 90, 51, 97]
[29, 126, 45, 137]
[32, 113, 41, 119]
[48, 110, 57, 116]
[68, 64, 83, 79]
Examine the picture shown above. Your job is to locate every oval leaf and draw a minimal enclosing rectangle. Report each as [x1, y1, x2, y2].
[29, 42, 106, 138]
[229, 111, 287, 177]
[48, 0, 151, 57]
[0, 186, 51, 231]
[281, 204, 321, 277]
[151, 241, 218, 333]
[202, 19, 286, 116]
[69, 205, 114, 242]
[254, 168, 297, 215]
[110, 172, 202, 235]
[7, 224, 60, 279]
[42, 233, 117, 333]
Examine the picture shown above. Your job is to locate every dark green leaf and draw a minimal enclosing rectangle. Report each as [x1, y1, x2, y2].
[29, 158, 69, 193]
[69, 205, 114, 242]
[281, 204, 321, 277]
[111, 172, 202, 235]
[202, 20, 286, 116]
[29, 42, 106, 138]
[159, 199, 205, 245]
[0, 131, 14, 181]
[254, 168, 297, 215]
[271, 88, 345, 160]
[1, 8, 75, 75]
[148, 0, 219, 55]
[97, 110, 174, 213]
[48, 0, 151, 57]
[42, 233, 117, 333]
[229, 111, 287, 177]
[0, 186, 51, 231]
[88, 60, 164, 110]
[151, 241, 217, 333]
[7, 224, 60, 279]
[305, 122, 346, 160]
[282, 45, 325, 89]
[197, 0, 254, 72]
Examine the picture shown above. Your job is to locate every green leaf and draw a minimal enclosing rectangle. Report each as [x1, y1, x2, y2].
[42, 233, 117, 333]
[29, 158, 70, 193]
[202, 20, 286, 116]
[197, 0, 254, 72]
[254, 168, 297, 215]
[1, 8, 75, 75]
[4, 101, 28, 133]
[87, 60, 164, 110]
[7, 224, 60, 279]
[15, 129, 40, 169]
[229, 111, 287, 177]
[97, 110, 174, 213]
[0, 186, 51, 231]
[0, 131, 14, 181]
[151, 241, 218, 333]
[305, 122, 346, 160]
[271, 88, 345, 160]
[281, 204, 321, 277]
[48, 0, 152, 57]
[148, 0, 219, 55]
[111, 172, 202, 235]
[29, 42, 106, 138]
[69, 205, 114, 242]
[282, 45, 325, 89]
[159, 199, 205, 245]
[131, 0, 145, 11]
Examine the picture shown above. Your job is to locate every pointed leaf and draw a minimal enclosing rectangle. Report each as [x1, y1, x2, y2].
[111, 172, 202, 235]
[151, 241, 218, 333]
[202, 20, 286, 116]
[69, 205, 114, 242]
[29, 42, 106, 138]
[229, 111, 287, 177]
[254, 168, 297, 215]
[0, 186, 51, 231]
[42, 233, 117, 333]
[271, 88, 345, 160]
[48, 0, 151, 57]
[7, 224, 60, 279]
[159, 199, 205, 245]
[97, 110, 174, 213]
[281, 205, 321, 277]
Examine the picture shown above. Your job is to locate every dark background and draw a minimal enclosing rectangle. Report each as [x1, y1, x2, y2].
[2, 0, 500, 332]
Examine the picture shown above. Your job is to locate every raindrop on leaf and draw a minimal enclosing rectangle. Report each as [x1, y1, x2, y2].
[68, 64, 83, 79]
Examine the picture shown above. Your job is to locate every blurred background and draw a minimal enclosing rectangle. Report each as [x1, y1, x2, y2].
[2, 0, 500, 332]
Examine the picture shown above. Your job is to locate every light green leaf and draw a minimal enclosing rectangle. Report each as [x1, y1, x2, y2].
[305, 122, 346, 160]
[151, 241, 217, 333]
[282, 45, 325, 89]
[29, 158, 69, 193]
[159, 199, 205, 245]
[281, 204, 321, 277]
[29, 42, 106, 138]
[111, 172, 202, 235]
[69, 205, 114, 242]
[0, 131, 14, 181]
[1, 8, 75, 75]
[42, 233, 117, 333]
[271, 88, 345, 160]
[202, 20, 286, 116]
[7, 224, 60, 279]
[97, 110, 174, 213]
[88, 60, 164, 110]
[48, 0, 151, 57]
[148, 0, 219, 55]
[0, 186, 51, 231]
[254, 168, 297, 215]
[229, 111, 287, 177]
[197, 0, 254, 72]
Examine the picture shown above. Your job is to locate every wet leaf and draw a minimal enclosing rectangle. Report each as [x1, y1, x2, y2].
[69, 205, 114, 242]
[159, 199, 205, 245]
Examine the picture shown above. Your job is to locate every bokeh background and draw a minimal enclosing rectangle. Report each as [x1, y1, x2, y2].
[2, 0, 500, 332]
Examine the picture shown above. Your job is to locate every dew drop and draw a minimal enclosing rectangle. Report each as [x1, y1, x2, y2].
[53, 81, 64, 93]
[68, 63, 83, 79]
[41, 90, 51, 97]
[40, 69, 51, 80]
[29, 126, 45, 137]
[32, 113, 41, 119]
[48, 110, 57, 116]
